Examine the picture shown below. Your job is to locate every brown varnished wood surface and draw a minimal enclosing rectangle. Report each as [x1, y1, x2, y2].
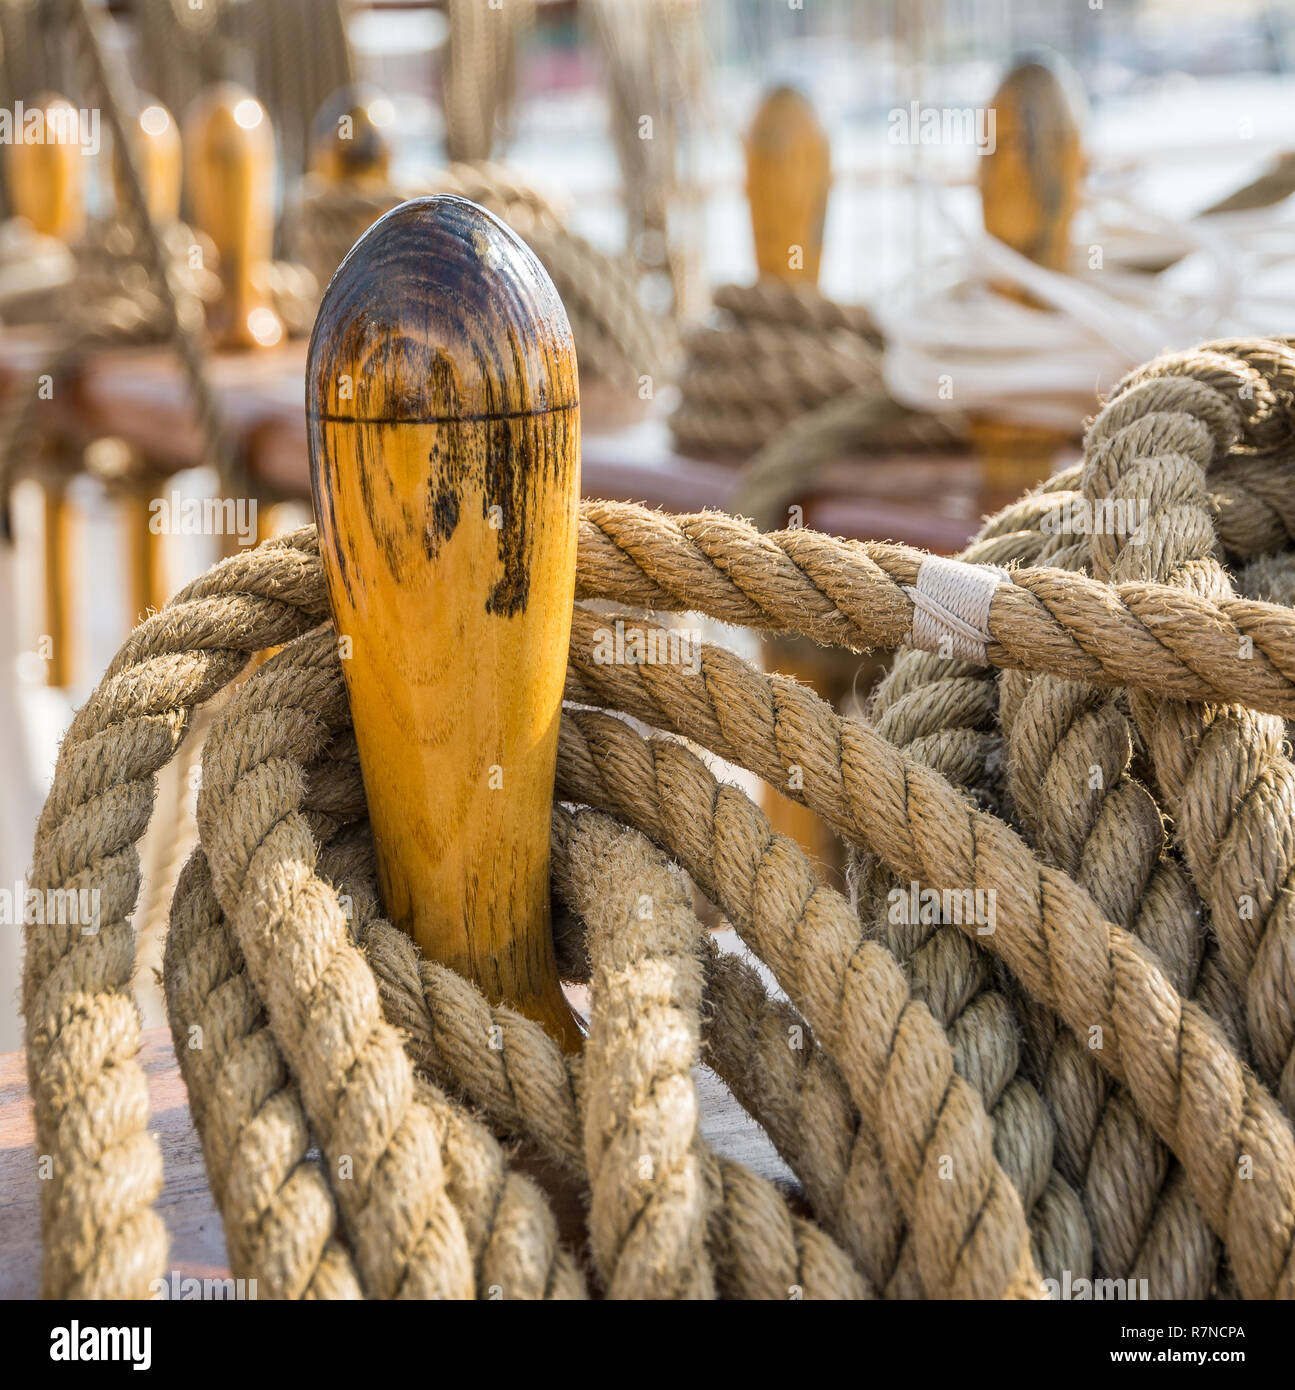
[0, 327, 984, 552]
[0, 328, 984, 552]
[309, 196, 582, 1048]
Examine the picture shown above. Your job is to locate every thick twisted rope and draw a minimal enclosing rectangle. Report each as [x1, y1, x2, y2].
[557, 708, 1045, 1298]
[367, 812, 877, 1299]
[244, 728, 889, 1298]
[195, 633, 475, 1299]
[154, 614, 872, 1299]
[21, 336, 1295, 1297]
[1000, 670, 1226, 1297]
[669, 281, 942, 460]
[165, 805, 585, 1299]
[1084, 350, 1295, 1113]
[843, 507, 1101, 1289]
[22, 531, 325, 1297]
[575, 499, 1295, 716]
[550, 811, 916, 1293]
[163, 849, 365, 1299]
[24, 511, 1295, 1297]
[562, 606, 1295, 1299]
[868, 467, 1236, 1298]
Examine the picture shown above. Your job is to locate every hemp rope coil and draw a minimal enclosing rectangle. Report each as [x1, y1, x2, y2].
[21, 339, 1295, 1300]
[669, 278, 963, 461]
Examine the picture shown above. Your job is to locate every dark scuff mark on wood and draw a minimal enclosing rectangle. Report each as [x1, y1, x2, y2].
[424, 435, 463, 563]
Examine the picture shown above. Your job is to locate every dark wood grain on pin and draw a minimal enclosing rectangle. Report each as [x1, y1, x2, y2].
[308, 196, 582, 1049]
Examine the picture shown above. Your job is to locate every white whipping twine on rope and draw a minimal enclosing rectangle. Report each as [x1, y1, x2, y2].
[873, 182, 1295, 430]
[904, 554, 1009, 663]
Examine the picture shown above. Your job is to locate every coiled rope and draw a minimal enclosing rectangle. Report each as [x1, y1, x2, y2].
[669, 278, 959, 461]
[20, 339, 1295, 1299]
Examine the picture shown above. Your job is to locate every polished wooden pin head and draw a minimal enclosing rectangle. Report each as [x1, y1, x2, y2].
[745, 85, 831, 286]
[186, 83, 283, 349]
[307, 195, 582, 1049]
[309, 85, 393, 186]
[5, 93, 86, 242]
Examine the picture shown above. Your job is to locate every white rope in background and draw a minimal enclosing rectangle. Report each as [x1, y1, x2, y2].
[873, 187, 1293, 429]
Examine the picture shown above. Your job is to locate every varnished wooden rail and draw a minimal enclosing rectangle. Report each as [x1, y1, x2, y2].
[0, 330, 982, 551]
[744, 86, 830, 284]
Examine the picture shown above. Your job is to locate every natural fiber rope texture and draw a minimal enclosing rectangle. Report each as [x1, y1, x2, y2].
[21, 514, 1295, 1299]
[174, 629, 870, 1298]
[1083, 349, 1295, 1114]
[865, 462, 1236, 1299]
[20, 337, 1295, 1299]
[562, 602, 1295, 1299]
[575, 496, 1295, 716]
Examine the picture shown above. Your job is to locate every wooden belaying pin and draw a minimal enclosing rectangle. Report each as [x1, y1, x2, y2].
[743, 85, 841, 874]
[309, 86, 393, 188]
[186, 83, 284, 349]
[6, 94, 86, 687]
[972, 55, 1086, 504]
[5, 93, 86, 242]
[979, 56, 1084, 295]
[307, 196, 583, 1050]
[113, 99, 182, 622]
[114, 99, 182, 223]
[745, 85, 830, 285]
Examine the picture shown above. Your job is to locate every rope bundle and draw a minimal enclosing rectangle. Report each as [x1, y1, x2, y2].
[669, 278, 962, 460]
[21, 339, 1295, 1299]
